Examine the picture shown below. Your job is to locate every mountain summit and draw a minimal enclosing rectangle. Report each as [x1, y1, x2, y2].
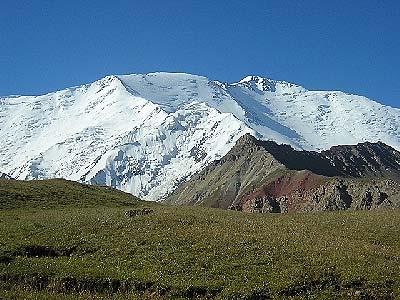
[1, 72, 399, 199]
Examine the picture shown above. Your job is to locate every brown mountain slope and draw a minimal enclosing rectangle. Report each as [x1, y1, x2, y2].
[166, 134, 400, 213]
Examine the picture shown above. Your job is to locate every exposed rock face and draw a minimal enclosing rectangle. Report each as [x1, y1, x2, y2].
[166, 134, 400, 213]
[0, 172, 13, 180]
[242, 176, 399, 213]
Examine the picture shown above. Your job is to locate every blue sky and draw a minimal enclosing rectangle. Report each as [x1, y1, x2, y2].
[1, 0, 399, 107]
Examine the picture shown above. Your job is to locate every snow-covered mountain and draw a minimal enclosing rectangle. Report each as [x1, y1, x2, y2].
[1, 72, 399, 200]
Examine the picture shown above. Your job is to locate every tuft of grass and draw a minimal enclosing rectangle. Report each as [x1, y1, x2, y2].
[1, 179, 400, 299]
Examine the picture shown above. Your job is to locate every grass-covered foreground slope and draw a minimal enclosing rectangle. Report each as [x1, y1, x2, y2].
[0, 178, 142, 209]
[1, 179, 400, 299]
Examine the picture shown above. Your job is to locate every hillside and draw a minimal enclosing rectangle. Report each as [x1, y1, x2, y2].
[166, 134, 400, 212]
[0, 178, 141, 209]
[1, 179, 400, 299]
[1, 72, 399, 200]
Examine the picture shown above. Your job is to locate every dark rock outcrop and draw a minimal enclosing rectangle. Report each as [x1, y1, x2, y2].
[0, 172, 13, 180]
[253, 137, 400, 178]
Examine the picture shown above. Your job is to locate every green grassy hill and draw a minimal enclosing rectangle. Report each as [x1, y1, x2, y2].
[0, 178, 141, 209]
[1, 179, 399, 299]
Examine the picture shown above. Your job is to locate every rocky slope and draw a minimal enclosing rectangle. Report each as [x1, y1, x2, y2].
[0, 172, 12, 180]
[1, 72, 399, 200]
[166, 134, 400, 212]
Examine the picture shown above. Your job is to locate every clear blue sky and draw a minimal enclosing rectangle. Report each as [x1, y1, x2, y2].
[1, 0, 399, 107]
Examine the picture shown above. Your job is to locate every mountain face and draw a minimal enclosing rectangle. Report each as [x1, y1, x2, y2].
[166, 134, 400, 212]
[1, 72, 399, 200]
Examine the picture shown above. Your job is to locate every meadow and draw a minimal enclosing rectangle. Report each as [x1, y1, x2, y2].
[1, 179, 399, 299]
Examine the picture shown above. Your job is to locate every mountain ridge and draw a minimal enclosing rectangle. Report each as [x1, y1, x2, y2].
[166, 134, 400, 212]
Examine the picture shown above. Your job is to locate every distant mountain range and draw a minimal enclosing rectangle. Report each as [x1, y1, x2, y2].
[167, 134, 400, 212]
[1, 72, 399, 201]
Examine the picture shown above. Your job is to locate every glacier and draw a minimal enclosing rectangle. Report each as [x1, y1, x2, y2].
[0, 72, 399, 200]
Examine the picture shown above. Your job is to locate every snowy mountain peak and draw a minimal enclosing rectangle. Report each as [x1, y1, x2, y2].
[239, 75, 266, 83]
[237, 75, 276, 92]
[115, 72, 212, 112]
[237, 75, 306, 94]
[97, 75, 122, 85]
[1, 72, 399, 200]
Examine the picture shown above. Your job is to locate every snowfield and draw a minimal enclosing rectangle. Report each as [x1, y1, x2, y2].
[1, 72, 399, 200]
